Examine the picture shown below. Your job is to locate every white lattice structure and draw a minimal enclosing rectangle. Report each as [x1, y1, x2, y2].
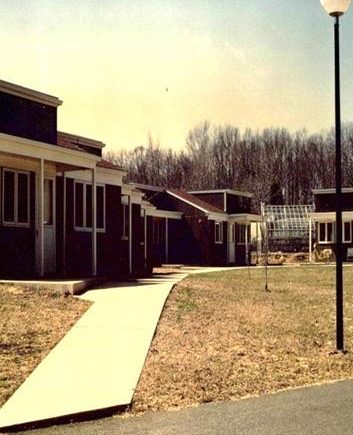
[264, 205, 314, 251]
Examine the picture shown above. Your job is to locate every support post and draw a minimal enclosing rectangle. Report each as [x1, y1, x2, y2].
[309, 217, 312, 263]
[39, 159, 45, 277]
[91, 168, 97, 277]
[62, 173, 67, 276]
[129, 196, 132, 275]
[165, 218, 169, 263]
[334, 15, 344, 351]
[245, 221, 249, 266]
[144, 209, 147, 268]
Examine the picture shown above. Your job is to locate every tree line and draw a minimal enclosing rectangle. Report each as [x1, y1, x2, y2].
[104, 122, 353, 209]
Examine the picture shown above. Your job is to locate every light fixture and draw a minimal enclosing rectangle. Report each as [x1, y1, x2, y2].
[320, 0, 351, 16]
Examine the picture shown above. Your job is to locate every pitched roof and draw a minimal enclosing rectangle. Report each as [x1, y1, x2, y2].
[57, 134, 87, 153]
[167, 188, 225, 214]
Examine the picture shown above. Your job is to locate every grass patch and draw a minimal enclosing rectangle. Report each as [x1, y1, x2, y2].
[132, 265, 353, 413]
[0, 285, 91, 406]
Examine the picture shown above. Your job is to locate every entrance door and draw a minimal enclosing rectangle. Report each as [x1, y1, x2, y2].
[228, 223, 235, 263]
[43, 178, 56, 275]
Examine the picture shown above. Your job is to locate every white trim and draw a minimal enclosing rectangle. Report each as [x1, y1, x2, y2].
[128, 196, 132, 274]
[39, 159, 45, 277]
[0, 79, 62, 107]
[224, 191, 227, 212]
[188, 189, 253, 198]
[313, 188, 353, 194]
[215, 221, 224, 244]
[208, 212, 228, 222]
[228, 213, 262, 223]
[65, 168, 124, 186]
[62, 174, 67, 275]
[317, 222, 335, 244]
[0, 132, 99, 169]
[129, 182, 164, 192]
[310, 211, 353, 222]
[343, 221, 352, 243]
[73, 180, 106, 232]
[2, 168, 30, 227]
[165, 218, 169, 263]
[92, 168, 97, 277]
[145, 208, 182, 219]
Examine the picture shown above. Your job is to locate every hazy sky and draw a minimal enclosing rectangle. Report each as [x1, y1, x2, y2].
[1, 0, 353, 152]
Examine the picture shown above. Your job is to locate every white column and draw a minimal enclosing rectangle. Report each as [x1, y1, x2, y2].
[144, 209, 147, 268]
[165, 217, 169, 263]
[39, 159, 45, 277]
[129, 197, 132, 274]
[309, 217, 312, 263]
[91, 168, 97, 276]
[245, 221, 249, 266]
[62, 173, 67, 276]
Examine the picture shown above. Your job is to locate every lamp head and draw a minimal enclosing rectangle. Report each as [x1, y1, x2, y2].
[321, 0, 352, 16]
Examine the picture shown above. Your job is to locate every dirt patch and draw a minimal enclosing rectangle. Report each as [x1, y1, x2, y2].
[131, 266, 353, 413]
[0, 286, 91, 406]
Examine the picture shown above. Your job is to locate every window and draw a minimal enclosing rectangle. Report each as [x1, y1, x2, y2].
[74, 181, 105, 231]
[215, 221, 223, 244]
[343, 221, 352, 243]
[230, 223, 235, 243]
[318, 222, 334, 243]
[2, 169, 30, 226]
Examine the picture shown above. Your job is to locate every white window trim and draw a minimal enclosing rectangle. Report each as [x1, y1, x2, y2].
[74, 181, 106, 232]
[215, 221, 223, 244]
[2, 168, 30, 228]
[318, 222, 335, 244]
[343, 221, 352, 243]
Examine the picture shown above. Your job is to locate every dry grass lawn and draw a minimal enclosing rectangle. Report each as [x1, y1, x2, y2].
[0, 286, 91, 407]
[132, 265, 353, 413]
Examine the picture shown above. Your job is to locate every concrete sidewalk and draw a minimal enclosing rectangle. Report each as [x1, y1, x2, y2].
[0, 267, 234, 431]
[0, 272, 187, 431]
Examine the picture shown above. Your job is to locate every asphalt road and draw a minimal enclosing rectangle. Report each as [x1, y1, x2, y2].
[13, 380, 353, 435]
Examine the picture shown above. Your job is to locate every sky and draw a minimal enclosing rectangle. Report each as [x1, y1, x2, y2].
[1, 0, 353, 152]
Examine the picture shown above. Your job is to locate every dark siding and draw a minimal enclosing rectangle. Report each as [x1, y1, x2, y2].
[190, 192, 225, 211]
[314, 192, 353, 212]
[0, 172, 36, 278]
[226, 194, 251, 214]
[63, 179, 126, 278]
[0, 92, 57, 144]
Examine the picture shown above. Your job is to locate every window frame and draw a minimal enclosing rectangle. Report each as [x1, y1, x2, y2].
[2, 168, 30, 228]
[318, 222, 335, 244]
[215, 221, 224, 244]
[74, 180, 105, 232]
[343, 221, 352, 243]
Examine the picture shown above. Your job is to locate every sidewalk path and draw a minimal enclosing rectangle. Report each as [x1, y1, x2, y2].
[0, 267, 234, 431]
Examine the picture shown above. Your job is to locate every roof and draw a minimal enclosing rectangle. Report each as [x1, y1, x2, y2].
[97, 159, 125, 172]
[58, 131, 105, 151]
[167, 188, 225, 214]
[188, 189, 253, 198]
[0, 79, 62, 107]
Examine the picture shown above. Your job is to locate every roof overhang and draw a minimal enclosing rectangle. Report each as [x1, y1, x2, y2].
[188, 189, 253, 198]
[310, 211, 353, 222]
[228, 213, 262, 223]
[313, 188, 353, 194]
[145, 208, 183, 219]
[0, 132, 99, 170]
[0, 79, 62, 107]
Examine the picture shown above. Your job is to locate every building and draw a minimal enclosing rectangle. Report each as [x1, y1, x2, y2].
[310, 188, 353, 261]
[132, 185, 262, 266]
[0, 79, 149, 279]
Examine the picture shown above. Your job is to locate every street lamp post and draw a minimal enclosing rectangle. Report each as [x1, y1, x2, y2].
[321, 0, 351, 352]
